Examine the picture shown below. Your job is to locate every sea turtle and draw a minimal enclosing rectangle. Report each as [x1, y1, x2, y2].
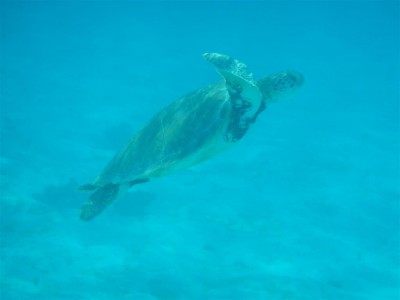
[79, 53, 303, 220]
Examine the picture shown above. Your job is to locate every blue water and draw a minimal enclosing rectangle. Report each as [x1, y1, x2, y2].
[1, 1, 399, 299]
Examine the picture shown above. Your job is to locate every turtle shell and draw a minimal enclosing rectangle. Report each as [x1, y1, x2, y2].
[94, 82, 233, 186]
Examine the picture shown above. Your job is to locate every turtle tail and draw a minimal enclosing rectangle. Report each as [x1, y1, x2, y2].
[80, 183, 128, 221]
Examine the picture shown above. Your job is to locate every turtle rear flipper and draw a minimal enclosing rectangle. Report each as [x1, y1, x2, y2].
[77, 183, 99, 192]
[79, 179, 149, 220]
[80, 183, 128, 220]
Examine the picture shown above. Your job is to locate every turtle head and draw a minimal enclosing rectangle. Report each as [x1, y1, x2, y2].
[257, 70, 304, 103]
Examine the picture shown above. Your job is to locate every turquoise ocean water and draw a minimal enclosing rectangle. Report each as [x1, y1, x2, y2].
[1, 1, 399, 299]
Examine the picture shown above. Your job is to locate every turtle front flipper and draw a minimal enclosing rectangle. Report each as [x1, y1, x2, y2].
[203, 53, 263, 142]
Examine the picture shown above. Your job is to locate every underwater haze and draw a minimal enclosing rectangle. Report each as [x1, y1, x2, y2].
[1, 1, 399, 299]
